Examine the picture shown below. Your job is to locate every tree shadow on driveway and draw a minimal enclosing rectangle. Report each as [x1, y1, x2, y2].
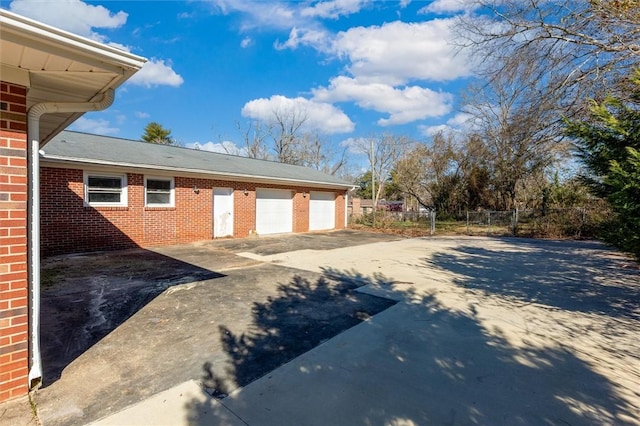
[197, 271, 396, 398]
[425, 238, 640, 320]
[187, 267, 638, 425]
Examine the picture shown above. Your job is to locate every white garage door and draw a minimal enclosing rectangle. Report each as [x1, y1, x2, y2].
[256, 189, 293, 235]
[309, 191, 335, 231]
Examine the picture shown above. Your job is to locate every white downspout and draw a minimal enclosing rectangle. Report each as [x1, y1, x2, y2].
[344, 190, 349, 228]
[27, 89, 115, 388]
[346, 187, 356, 228]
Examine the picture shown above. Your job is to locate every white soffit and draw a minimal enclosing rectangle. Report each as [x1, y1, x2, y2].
[0, 9, 146, 143]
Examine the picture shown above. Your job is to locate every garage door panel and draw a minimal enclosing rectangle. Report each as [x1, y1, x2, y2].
[256, 189, 293, 235]
[309, 191, 335, 231]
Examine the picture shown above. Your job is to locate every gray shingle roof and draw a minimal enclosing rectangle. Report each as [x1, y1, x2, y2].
[41, 131, 353, 189]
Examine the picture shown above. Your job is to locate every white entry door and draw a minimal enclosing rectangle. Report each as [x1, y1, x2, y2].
[213, 188, 234, 238]
[256, 188, 293, 235]
[309, 191, 335, 231]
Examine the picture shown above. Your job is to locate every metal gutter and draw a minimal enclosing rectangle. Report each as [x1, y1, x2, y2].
[345, 191, 349, 228]
[0, 10, 145, 72]
[26, 90, 115, 389]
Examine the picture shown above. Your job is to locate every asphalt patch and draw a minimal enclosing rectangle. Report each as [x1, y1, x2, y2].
[40, 249, 225, 384]
[37, 248, 397, 426]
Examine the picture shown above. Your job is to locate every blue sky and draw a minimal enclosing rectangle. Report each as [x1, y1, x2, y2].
[2, 0, 477, 160]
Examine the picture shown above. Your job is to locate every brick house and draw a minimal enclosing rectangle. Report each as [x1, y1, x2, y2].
[0, 10, 145, 402]
[39, 131, 353, 256]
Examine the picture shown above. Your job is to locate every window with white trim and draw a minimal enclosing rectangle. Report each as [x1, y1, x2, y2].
[145, 176, 174, 207]
[84, 172, 127, 207]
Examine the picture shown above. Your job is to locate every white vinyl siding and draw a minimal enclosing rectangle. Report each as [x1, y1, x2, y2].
[84, 172, 127, 207]
[309, 191, 335, 231]
[145, 176, 174, 207]
[255, 189, 293, 235]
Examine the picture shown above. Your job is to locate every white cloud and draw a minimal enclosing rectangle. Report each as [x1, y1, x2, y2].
[210, 0, 369, 30]
[241, 95, 355, 134]
[313, 76, 453, 125]
[128, 59, 184, 88]
[241, 36, 253, 48]
[135, 111, 150, 119]
[277, 19, 472, 85]
[418, 112, 474, 137]
[69, 117, 119, 135]
[332, 19, 472, 85]
[275, 27, 331, 51]
[186, 141, 247, 156]
[210, 2, 475, 128]
[340, 137, 368, 155]
[419, 124, 451, 136]
[274, 19, 470, 127]
[8, 0, 127, 42]
[211, 1, 297, 31]
[300, 0, 370, 19]
[418, 0, 478, 15]
[446, 112, 472, 127]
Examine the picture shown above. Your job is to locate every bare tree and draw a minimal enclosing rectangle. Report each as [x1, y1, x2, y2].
[235, 120, 271, 160]
[296, 132, 348, 175]
[458, 0, 640, 113]
[463, 57, 570, 210]
[393, 132, 468, 215]
[237, 107, 349, 174]
[270, 107, 309, 164]
[392, 144, 435, 211]
[355, 134, 410, 210]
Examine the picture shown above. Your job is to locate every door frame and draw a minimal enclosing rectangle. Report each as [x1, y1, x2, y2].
[213, 187, 234, 238]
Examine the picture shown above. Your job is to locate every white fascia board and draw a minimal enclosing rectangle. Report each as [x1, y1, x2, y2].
[40, 156, 354, 190]
[0, 10, 146, 73]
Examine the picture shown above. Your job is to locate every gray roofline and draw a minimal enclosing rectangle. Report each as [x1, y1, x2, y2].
[40, 131, 355, 189]
[40, 155, 354, 189]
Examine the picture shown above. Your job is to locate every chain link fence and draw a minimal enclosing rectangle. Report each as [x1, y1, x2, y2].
[350, 206, 611, 239]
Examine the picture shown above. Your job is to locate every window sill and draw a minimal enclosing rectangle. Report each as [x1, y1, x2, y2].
[144, 206, 176, 211]
[85, 205, 129, 211]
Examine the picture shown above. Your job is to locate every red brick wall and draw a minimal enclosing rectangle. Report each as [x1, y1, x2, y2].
[0, 82, 29, 402]
[40, 167, 347, 255]
[175, 177, 212, 243]
[40, 168, 142, 255]
[293, 190, 310, 233]
[335, 191, 346, 230]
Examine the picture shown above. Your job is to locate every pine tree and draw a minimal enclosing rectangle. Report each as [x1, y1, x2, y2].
[142, 122, 175, 145]
[565, 70, 640, 258]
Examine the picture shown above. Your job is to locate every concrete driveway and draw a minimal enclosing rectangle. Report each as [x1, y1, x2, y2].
[26, 232, 640, 425]
[216, 236, 640, 426]
[32, 230, 402, 425]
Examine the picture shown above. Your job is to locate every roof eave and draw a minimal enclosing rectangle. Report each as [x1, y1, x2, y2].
[0, 9, 146, 143]
[40, 156, 354, 190]
[0, 10, 146, 73]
